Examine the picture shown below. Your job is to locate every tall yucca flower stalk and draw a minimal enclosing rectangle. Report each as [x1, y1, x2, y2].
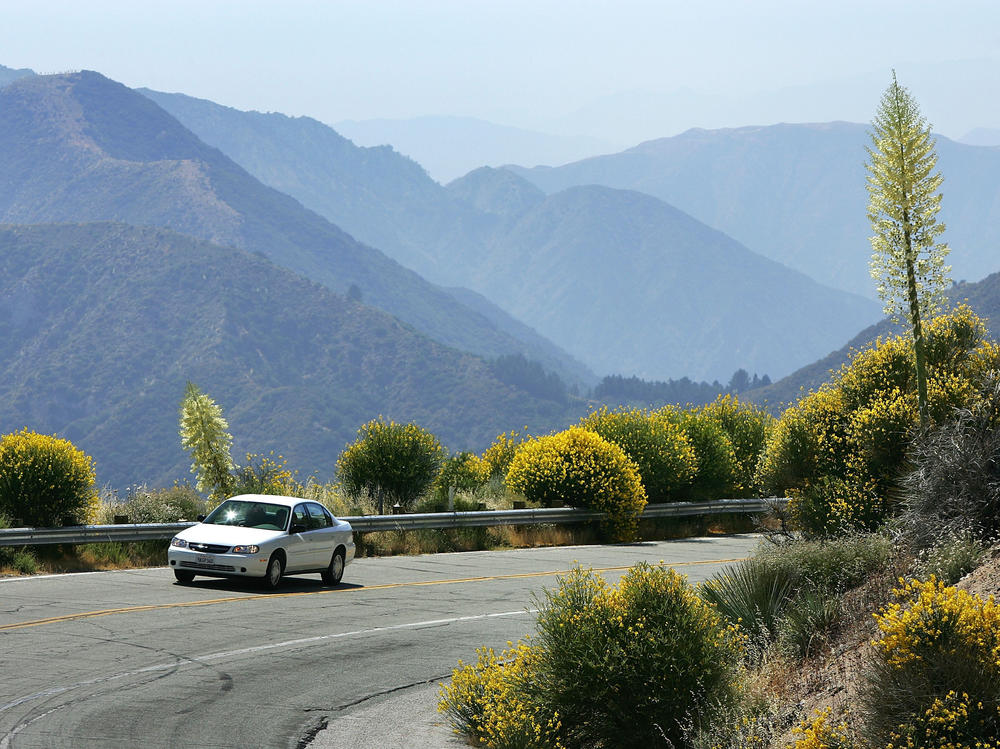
[179, 382, 235, 500]
[866, 71, 951, 426]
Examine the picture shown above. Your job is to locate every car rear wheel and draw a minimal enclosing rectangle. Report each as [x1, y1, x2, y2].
[262, 553, 284, 590]
[321, 550, 345, 585]
[174, 569, 195, 584]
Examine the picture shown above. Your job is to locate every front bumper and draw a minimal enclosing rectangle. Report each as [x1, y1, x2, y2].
[167, 547, 271, 578]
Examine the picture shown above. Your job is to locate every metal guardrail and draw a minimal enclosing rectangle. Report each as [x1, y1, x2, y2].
[0, 498, 788, 547]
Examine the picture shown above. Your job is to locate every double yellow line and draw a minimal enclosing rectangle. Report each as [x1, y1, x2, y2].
[0, 557, 744, 632]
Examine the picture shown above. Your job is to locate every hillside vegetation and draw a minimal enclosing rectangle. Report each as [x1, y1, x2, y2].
[0, 223, 581, 489]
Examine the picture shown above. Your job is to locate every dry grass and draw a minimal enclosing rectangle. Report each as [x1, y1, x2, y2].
[0, 541, 169, 576]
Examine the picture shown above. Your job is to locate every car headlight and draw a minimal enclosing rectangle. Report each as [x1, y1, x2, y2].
[232, 545, 259, 554]
[170, 538, 188, 548]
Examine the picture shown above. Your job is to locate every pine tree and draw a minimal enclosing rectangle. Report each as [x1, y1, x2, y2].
[179, 382, 235, 500]
[866, 71, 951, 425]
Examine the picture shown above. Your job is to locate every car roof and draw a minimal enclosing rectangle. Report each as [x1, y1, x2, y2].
[224, 494, 311, 509]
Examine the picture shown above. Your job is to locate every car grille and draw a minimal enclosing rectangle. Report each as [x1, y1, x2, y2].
[179, 561, 237, 572]
[188, 542, 230, 554]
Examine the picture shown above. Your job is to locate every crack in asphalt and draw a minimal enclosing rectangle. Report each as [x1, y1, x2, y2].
[295, 674, 453, 748]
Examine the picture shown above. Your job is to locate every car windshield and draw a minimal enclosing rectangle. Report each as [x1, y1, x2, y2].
[203, 500, 289, 531]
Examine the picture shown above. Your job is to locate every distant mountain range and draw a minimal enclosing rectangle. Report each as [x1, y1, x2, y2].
[538, 60, 1000, 146]
[0, 223, 581, 489]
[507, 122, 1000, 300]
[960, 128, 1000, 147]
[0, 70, 589, 386]
[442, 173, 880, 380]
[332, 115, 618, 183]
[141, 89, 879, 382]
[745, 272, 1000, 410]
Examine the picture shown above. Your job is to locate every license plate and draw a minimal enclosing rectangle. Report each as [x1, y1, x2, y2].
[196, 554, 215, 565]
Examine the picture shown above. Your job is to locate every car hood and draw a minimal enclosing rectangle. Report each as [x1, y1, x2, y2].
[174, 524, 285, 546]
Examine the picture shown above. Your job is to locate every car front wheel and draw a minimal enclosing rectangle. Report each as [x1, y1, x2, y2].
[262, 554, 284, 590]
[174, 569, 195, 584]
[321, 550, 345, 585]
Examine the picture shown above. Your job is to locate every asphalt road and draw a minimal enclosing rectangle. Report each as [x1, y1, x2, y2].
[0, 535, 760, 748]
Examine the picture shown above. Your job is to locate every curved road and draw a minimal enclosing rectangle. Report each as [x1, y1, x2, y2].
[0, 535, 759, 748]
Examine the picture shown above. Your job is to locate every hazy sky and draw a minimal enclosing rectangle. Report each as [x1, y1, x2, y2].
[4, 0, 999, 139]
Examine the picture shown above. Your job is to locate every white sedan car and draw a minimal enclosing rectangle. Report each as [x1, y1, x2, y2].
[168, 494, 355, 589]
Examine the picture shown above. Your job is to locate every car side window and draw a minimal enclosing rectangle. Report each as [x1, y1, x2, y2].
[306, 503, 332, 529]
[291, 504, 309, 532]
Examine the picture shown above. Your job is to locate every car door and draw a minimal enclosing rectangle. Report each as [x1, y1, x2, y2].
[285, 503, 312, 571]
[305, 502, 336, 567]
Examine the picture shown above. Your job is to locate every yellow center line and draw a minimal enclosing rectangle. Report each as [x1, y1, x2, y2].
[0, 556, 746, 632]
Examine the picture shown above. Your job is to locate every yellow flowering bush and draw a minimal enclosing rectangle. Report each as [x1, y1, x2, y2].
[669, 407, 740, 501]
[788, 708, 854, 748]
[579, 406, 696, 501]
[885, 690, 1000, 749]
[699, 395, 776, 497]
[0, 428, 98, 526]
[862, 577, 1000, 745]
[505, 427, 646, 541]
[434, 451, 490, 499]
[230, 452, 303, 499]
[532, 564, 743, 748]
[483, 429, 528, 479]
[438, 643, 564, 749]
[757, 308, 1000, 536]
[787, 476, 885, 537]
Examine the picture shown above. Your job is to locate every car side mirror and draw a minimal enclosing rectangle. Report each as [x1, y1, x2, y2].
[290, 523, 306, 534]
[197, 514, 206, 522]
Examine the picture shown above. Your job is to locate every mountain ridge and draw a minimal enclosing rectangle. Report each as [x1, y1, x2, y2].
[507, 122, 1000, 299]
[0, 71, 590, 385]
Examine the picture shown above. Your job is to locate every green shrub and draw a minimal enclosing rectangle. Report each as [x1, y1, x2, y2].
[434, 451, 489, 501]
[0, 515, 38, 574]
[669, 408, 739, 501]
[861, 578, 1000, 746]
[754, 533, 893, 595]
[778, 589, 841, 659]
[505, 427, 646, 541]
[579, 406, 697, 501]
[700, 558, 796, 653]
[703, 536, 887, 662]
[699, 395, 775, 497]
[0, 546, 38, 575]
[529, 564, 742, 748]
[913, 530, 986, 585]
[0, 428, 98, 526]
[337, 418, 445, 513]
